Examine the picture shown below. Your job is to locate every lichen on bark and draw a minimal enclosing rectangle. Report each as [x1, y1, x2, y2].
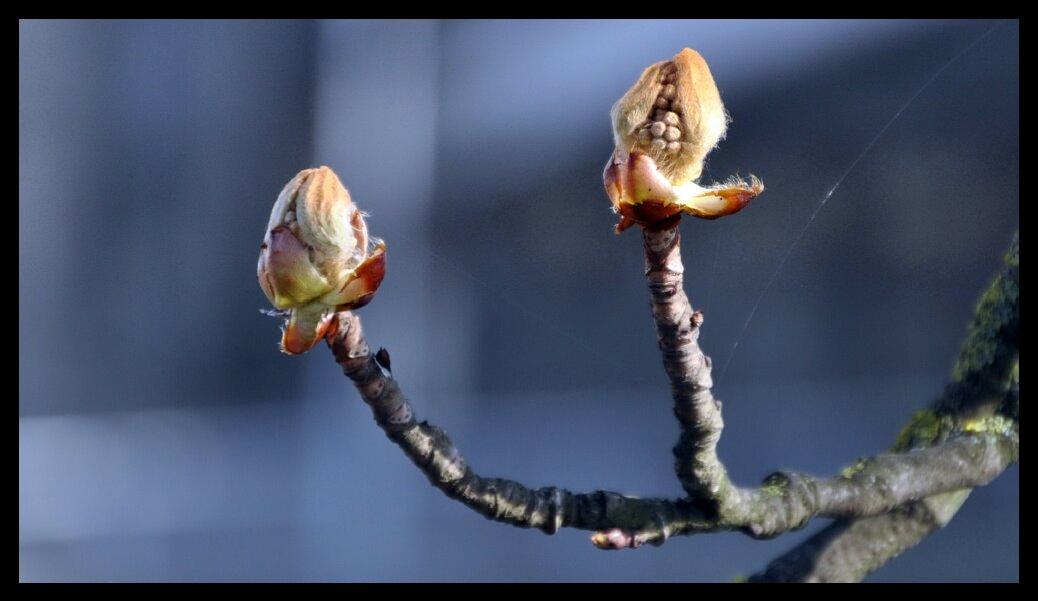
[752, 231, 1019, 582]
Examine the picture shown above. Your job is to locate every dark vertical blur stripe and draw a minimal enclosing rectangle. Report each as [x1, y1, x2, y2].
[20, 20, 318, 416]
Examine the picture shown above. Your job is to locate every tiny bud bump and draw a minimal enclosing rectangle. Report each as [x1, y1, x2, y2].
[661, 84, 676, 99]
[664, 126, 681, 142]
[663, 111, 680, 126]
[375, 347, 392, 373]
[650, 122, 666, 137]
[654, 97, 669, 110]
[651, 138, 667, 151]
[666, 141, 682, 153]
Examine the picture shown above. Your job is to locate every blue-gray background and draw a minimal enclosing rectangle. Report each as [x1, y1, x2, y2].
[19, 19, 1019, 582]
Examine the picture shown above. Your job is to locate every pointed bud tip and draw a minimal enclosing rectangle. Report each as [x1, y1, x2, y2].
[674, 47, 702, 61]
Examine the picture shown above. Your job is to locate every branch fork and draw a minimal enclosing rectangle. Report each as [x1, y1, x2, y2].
[315, 226, 1017, 580]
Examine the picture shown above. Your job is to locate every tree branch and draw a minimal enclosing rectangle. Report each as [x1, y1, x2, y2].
[750, 232, 1019, 582]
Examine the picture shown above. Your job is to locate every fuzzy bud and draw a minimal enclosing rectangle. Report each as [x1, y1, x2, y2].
[604, 48, 763, 233]
[258, 166, 386, 354]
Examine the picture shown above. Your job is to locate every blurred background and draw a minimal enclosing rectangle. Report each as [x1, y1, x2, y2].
[20, 19, 1018, 582]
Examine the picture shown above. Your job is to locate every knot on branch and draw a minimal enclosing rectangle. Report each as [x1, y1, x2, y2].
[457, 477, 569, 534]
[744, 472, 821, 539]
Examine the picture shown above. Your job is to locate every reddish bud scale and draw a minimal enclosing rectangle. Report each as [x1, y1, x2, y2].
[604, 151, 762, 232]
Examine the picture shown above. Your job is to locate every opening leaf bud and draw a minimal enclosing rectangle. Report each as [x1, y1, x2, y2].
[258, 166, 386, 354]
[604, 48, 763, 233]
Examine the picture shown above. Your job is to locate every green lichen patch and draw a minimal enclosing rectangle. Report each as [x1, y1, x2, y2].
[960, 414, 1017, 438]
[839, 458, 868, 479]
[759, 472, 793, 497]
[952, 232, 1019, 385]
[1000, 359, 1020, 420]
[892, 410, 957, 452]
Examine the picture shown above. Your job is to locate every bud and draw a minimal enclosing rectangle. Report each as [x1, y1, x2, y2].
[604, 48, 763, 232]
[258, 166, 386, 354]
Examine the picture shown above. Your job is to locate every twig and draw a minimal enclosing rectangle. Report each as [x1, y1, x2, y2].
[328, 311, 717, 548]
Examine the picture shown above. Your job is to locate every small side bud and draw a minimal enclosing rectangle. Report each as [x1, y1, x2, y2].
[591, 529, 640, 549]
